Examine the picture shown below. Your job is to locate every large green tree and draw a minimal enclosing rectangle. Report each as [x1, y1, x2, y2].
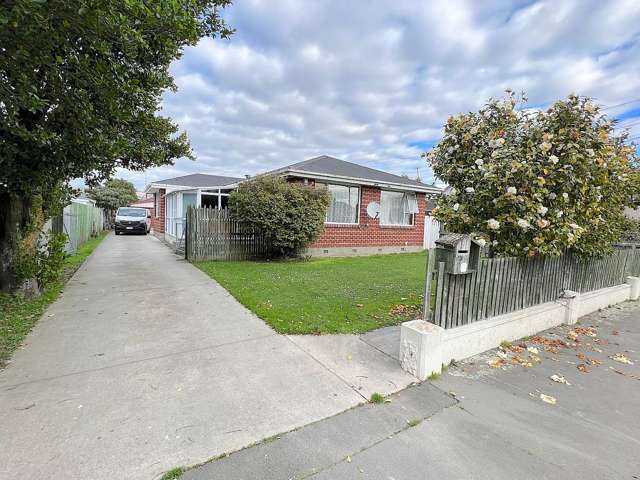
[426, 93, 639, 257]
[88, 179, 139, 211]
[0, 0, 233, 291]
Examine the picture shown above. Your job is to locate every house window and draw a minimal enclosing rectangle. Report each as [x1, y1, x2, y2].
[154, 193, 158, 218]
[380, 191, 418, 226]
[317, 183, 360, 224]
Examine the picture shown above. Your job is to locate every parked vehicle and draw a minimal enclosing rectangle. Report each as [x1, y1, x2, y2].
[114, 207, 150, 235]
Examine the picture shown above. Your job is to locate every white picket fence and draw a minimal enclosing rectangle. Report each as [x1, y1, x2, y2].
[423, 215, 441, 249]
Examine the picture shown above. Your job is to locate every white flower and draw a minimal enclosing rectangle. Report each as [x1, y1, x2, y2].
[517, 218, 531, 229]
[475, 159, 484, 166]
[492, 240, 499, 246]
[487, 219, 500, 230]
[549, 193, 557, 200]
[557, 210, 564, 218]
[562, 192, 569, 200]
[549, 155, 559, 164]
[465, 187, 475, 193]
[540, 141, 552, 152]
[447, 147, 454, 154]
[569, 223, 581, 230]
[537, 206, 548, 215]
[496, 138, 505, 147]
[596, 194, 602, 201]
[453, 203, 460, 211]
[586, 149, 594, 157]
[506, 186, 517, 195]
[475, 238, 487, 247]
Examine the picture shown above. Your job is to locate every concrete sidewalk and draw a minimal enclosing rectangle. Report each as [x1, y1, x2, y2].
[185, 301, 640, 480]
[0, 234, 414, 480]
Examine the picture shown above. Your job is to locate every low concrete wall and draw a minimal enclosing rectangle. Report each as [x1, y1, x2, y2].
[400, 277, 640, 380]
[306, 245, 424, 257]
[577, 284, 630, 318]
[442, 301, 565, 367]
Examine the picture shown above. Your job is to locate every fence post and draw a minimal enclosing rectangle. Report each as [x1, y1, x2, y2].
[423, 249, 435, 322]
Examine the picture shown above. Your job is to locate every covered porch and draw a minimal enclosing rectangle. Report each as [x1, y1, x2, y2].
[163, 187, 235, 244]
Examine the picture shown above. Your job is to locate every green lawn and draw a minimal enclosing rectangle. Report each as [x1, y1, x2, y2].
[195, 251, 428, 334]
[0, 231, 109, 368]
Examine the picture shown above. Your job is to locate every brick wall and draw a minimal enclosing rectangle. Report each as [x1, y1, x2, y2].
[311, 185, 425, 248]
[151, 188, 165, 233]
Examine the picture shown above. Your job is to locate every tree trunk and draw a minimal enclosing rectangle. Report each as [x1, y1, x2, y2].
[0, 192, 32, 292]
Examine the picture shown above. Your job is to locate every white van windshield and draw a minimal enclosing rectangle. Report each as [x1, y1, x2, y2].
[117, 208, 146, 217]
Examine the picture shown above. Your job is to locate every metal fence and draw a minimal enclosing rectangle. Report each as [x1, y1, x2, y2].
[185, 207, 270, 261]
[49, 200, 105, 253]
[428, 247, 640, 329]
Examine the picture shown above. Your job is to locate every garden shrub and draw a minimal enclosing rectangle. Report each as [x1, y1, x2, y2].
[229, 176, 330, 257]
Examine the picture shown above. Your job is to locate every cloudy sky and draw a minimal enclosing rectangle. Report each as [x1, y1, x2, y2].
[118, 0, 640, 191]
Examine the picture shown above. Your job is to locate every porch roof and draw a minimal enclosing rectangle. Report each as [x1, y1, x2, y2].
[144, 173, 243, 194]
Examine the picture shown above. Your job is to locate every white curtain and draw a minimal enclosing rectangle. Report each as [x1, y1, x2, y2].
[380, 191, 417, 225]
[319, 183, 359, 223]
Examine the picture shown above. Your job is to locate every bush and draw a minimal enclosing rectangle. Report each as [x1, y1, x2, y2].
[14, 232, 68, 291]
[228, 176, 330, 257]
[620, 217, 640, 242]
[426, 92, 639, 257]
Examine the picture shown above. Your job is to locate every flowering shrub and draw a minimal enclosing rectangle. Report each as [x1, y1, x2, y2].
[426, 92, 638, 257]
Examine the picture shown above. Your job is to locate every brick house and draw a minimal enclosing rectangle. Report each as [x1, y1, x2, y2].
[143, 156, 441, 255]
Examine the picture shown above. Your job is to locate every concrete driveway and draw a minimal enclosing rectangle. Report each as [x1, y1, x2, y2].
[0, 233, 413, 480]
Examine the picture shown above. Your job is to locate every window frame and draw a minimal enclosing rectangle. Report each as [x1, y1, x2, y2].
[317, 182, 361, 225]
[379, 190, 418, 227]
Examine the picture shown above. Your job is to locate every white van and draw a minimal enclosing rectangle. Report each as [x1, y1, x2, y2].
[114, 207, 151, 235]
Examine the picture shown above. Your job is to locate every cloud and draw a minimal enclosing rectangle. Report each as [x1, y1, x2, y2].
[116, 0, 640, 190]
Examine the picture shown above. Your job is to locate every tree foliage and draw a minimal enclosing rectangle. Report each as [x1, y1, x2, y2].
[88, 179, 138, 211]
[0, 0, 232, 195]
[0, 0, 232, 291]
[426, 93, 639, 257]
[229, 177, 331, 257]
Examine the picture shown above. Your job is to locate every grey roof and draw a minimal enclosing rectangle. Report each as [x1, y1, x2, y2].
[154, 173, 243, 188]
[273, 155, 437, 190]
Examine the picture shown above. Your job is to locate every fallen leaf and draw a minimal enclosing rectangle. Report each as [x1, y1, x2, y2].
[612, 330, 619, 336]
[577, 363, 589, 373]
[527, 346, 539, 355]
[610, 353, 634, 365]
[550, 374, 571, 385]
[540, 393, 557, 405]
[512, 355, 532, 367]
[489, 358, 506, 369]
[356, 304, 364, 308]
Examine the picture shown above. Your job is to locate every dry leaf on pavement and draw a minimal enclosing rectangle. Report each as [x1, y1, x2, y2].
[577, 363, 589, 373]
[540, 393, 557, 405]
[550, 374, 571, 385]
[610, 353, 634, 365]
